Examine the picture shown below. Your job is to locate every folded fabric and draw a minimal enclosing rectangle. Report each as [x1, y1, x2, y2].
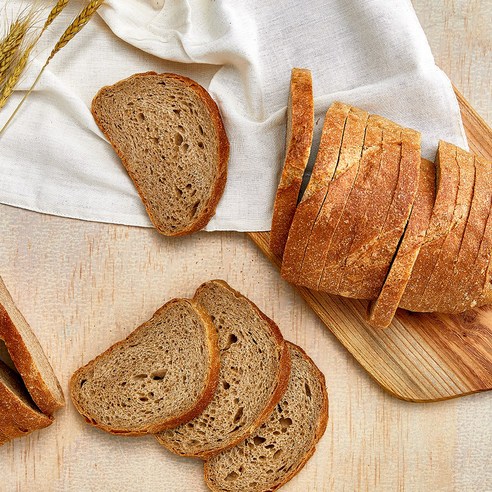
[0, 0, 467, 231]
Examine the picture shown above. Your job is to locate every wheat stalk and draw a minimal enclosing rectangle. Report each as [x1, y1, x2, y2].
[0, 19, 29, 86]
[0, 0, 103, 134]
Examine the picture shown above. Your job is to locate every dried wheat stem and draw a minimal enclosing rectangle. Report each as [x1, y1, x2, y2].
[43, 0, 70, 31]
[0, 0, 105, 134]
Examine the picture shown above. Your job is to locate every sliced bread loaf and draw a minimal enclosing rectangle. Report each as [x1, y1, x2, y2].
[368, 159, 436, 328]
[399, 141, 460, 311]
[436, 153, 492, 312]
[296, 105, 369, 289]
[281, 102, 351, 284]
[70, 299, 220, 436]
[0, 360, 53, 443]
[270, 68, 314, 258]
[92, 72, 229, 236]
[419, 144, 475, 310]
[156, 280, 291, 459]
[0, 275, 64, 416]
[204, 342, 328, 492]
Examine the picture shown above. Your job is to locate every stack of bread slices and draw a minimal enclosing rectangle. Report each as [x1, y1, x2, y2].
[70, 280, 328, 492]
[272, 68, 492, 328]
[0, 276, 65, 445]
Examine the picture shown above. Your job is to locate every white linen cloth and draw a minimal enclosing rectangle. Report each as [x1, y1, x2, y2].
[0, 0, 467, 231]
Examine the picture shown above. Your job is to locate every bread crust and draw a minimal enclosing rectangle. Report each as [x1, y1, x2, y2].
[419, 144, 475, 310]
[270, 68, 314, 258]
[203, 342, 328, 492]
[399, 141, 460, 311]
[91, 71, 229, 237]
[156, 280, 291, 459]
[70, 298, 221, 436]
[281, 102, 351, 284]
[0, 361, 53, 442]
[0, 276, 65, 416]
[368, 159, 436, 328]
[297, 106, 369, 289]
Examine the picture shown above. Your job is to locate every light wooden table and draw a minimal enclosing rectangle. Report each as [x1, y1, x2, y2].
[1, 2, 491, 491]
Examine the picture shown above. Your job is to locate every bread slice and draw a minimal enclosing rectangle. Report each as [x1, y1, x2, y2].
[70, 299, 220, 436]
[399, 141, 460, 311]
[204, 342, 328, 492]
[419, 145, 475, 310]
[281, 102, 351, 284]
[0, 276, 64, 416]
[296, 105, 369, 289]
[368, 160, 436, 328]
[270, 68, 314, 258]
[0, 360, 53, 443]
[317, 114, 392, 296]
[91, 72, 229, 236]
[156, 280, 291, 459]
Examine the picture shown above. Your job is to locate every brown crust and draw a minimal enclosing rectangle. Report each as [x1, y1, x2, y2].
[203, 341, 329, 492]
[435, 153, 492, 312]
[0, 277, 65, 416]
[91, 71, 229, 237]
[368, 159, 436, 328]
[69, 298, 221, 436]
[399, 141, 460, 311]
[419, 144, 475, 310]
[281, 102, 351, 283]
[157, 280, 292, 459]
[270, 68, 314, 258]
[0, 361, 53, 442]
[297, 106, 369, 290]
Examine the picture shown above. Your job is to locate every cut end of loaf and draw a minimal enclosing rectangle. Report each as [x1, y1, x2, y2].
[91, 72, 229, 236]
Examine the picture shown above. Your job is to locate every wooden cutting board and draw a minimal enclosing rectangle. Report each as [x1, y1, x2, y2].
[249, 89, 492, 402]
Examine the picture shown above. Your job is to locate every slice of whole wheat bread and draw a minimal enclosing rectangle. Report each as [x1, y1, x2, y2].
[92, 72, 229, 236]
[204, 342, 328, 492]
[270, 68, 314, 258]
[368, 159, 436, 328]
[70, 298, 220, 436]
[156, 280, 291, 459]
[0, 360, 53, 444]
[281, 102, 351, 284]
[0, 276, 64, 416]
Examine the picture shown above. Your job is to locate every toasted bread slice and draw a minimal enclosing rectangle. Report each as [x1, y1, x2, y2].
[0, 276, 64, 416]
[297, 106, 369, 289]
[419, 145, 475, 310]
[368, 160, 436, 328]
[399, 141, 460, 311]
[0, 360, 53, 444]
[270, 68, 314, 258]
[156, 280, 291, 459]
[204, 342, 328, 492]
[281, 102, 350, 284]
[70, 299, 220, 436]
[92, 72, 229, 236]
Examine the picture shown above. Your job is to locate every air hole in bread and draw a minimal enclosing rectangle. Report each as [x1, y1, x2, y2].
[191, 201, 201, 218]
[175, 133, 184, 146]
[133, 374, 148, 380]
[225, 472, 239, 482]
[274, 450, 283, 460]
[222, 381, 230, 390]
[151, 369, 167, 381]
[198, 142, 204, 149]
[305, 383, 312, 398]
[198, 125, 204, 135]
[137, 112, 145, 123]
[173, 109, 181, 116]
[253, 436, 266, 446]
[233, 407, 243, 424]
[279, 417, 292, 430]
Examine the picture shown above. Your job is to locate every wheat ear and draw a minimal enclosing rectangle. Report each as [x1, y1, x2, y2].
[0, 20, 29, 86]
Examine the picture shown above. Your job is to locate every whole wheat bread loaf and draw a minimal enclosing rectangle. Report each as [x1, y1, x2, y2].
[270, 68, 314, 258]
[0, 275, 64, 416]
[92, 72, 229, 236]
[204, 342, 328, 492]
[156, 280, 291, 459]
[70, 299, 220, 436]
[0, 360, 53, 444]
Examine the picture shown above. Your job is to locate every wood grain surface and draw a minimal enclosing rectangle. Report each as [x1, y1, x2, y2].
[1, 1, 491, 491]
